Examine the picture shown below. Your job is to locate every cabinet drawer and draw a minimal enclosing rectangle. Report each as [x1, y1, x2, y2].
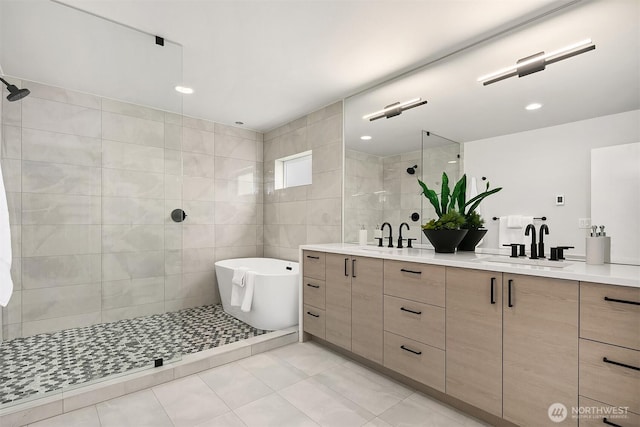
[303, 277, 325, 309]
[580, 282, 640, 350]
[580, 339, 639, 414]
[384, 295, 445, 349]
[383, 331, 445, 392]
[578, 396, 640, 427]
[303, 251, 326, 280]
[303, 304, 325, 339]
[384, 260, 445, 307]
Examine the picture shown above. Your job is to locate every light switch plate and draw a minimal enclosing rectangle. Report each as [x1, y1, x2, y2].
[556, 195, 565, 205]
[578, 218, 591, 228]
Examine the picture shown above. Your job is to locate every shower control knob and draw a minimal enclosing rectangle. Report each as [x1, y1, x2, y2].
[171, 209, 187, 223]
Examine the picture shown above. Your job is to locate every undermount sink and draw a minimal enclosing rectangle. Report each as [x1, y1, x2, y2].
[479, 256, 573, 268]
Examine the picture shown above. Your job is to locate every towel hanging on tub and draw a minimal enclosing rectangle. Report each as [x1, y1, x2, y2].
[0, 161, 13, 307]
[241, 271, 256, 313]
[231, 267, 249, 307]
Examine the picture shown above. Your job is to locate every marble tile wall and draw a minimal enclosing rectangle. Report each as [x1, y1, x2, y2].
[344, 149, 423, 244]
[0, 80, 263, 338]
[263, 102, 343, 262]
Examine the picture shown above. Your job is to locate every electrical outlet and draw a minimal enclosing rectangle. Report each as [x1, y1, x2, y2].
[578, 218, 591, 228]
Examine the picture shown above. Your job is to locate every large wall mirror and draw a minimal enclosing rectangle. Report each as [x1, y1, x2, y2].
[343, 0, 639, 264]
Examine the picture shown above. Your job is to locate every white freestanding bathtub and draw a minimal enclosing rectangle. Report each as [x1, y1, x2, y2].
[214, 257, 300, 330]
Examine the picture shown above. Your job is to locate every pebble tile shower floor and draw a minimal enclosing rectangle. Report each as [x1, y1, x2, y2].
[0, 305, 269, 406]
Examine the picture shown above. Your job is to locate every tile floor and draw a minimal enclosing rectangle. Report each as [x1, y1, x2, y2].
[25, 341, 489, 427]
[0, 305, 269, 406]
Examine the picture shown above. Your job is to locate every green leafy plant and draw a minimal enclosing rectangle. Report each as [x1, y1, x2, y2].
[422, 210, 466, 230]
[462, 210, 485, 229]
[418, 172, 502, 230]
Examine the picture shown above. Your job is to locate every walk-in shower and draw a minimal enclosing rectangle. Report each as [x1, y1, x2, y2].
[0, 1, 269, 417]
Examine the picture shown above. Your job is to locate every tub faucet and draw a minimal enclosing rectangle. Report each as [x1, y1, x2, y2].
[524, 224, 538, 259]
[538, 224, 549, 258]
[397, 223, 410, 248]
[381, 222, 393, 247]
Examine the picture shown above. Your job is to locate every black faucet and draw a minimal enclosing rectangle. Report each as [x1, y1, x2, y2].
[524, 224, 538, 259]
[538, 224, 549, 258]
[381, 222, 393, 248]
[397, 223, 410, 248]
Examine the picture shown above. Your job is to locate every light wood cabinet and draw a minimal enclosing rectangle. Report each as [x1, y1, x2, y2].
[303, 304, 325, 338]
[578, 396, 640, 427]
[351, 256, 383, 364]
[324, 253, 383, 354]
[579, 338, 640, 414]
[325, 253, 353, 350]
[580, 282, 640, 351]
[383, 331, 445, 392]
[384, 295, 445, 350]
[445, 267, 503, 418]
[383, 260, 445, 307]
[502, 274, 579, 427]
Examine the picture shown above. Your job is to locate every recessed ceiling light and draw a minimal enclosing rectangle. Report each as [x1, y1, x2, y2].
[448, 160, 458, 164]
[175, 86, 194, 94]
[525, 102, 543, 110]
[360, 135, 372, 140]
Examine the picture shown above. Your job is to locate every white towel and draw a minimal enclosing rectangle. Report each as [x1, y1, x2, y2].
[498, 216, 536, 247]
[232, 267, 249, 287]
[506, 215, 523, 228]
[240, 271, 256, 313]
[230, 267, 249, 307]
[0, 161, 13, 308]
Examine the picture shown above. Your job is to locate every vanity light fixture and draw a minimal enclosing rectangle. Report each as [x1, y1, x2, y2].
[175, 85, 194, 94]
[477, 38, 595, 86]
[360, 135, 372, 140]
[525, 103, 543, 111]
[363, 97, 428, 121]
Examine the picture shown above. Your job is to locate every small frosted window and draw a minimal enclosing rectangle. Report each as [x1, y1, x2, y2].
[275, 151, 312, 189]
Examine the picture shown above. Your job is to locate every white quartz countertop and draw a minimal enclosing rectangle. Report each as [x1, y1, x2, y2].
[299, 243, 640, 288]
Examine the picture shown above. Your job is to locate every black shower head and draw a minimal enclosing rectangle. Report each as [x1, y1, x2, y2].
[406, 165, 418, 175]
[0, 77, 30, 102]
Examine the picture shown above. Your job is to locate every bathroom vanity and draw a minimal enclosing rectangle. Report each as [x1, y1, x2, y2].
[299, 244, 640, 427]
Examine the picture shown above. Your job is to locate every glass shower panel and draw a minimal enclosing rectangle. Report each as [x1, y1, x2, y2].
[420, 131, 462, 245]
[0, 0, 183, 407]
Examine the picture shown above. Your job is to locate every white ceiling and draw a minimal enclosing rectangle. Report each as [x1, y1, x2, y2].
[50, 0, 582, 132]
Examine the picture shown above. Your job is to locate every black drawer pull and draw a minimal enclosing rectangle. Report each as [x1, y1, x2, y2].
[490, 277, 496, 304]
[603, 357, 640, 371]
[352, 258, 356, 278]
[306, 283, 320, 289]
[400, 307, 422, 315]
[508, 279, 513, 307]
[306, 311, 319, 318]
[604, 296, 640, 306]
[602, 418, 622, 427]
[344, 258, 349, 277]
[306, 255, 320, 259]
[400, 345, 422, 355]
[400, 268, 421, 275]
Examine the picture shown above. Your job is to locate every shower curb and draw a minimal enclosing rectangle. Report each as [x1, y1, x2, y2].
[0, 327, 299, 427]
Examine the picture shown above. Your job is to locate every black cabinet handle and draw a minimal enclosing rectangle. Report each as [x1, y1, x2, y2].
[306, 283, 320, 289]
[603, 357, 640, 371]
[602, 418, 622, 427]
[352, 259, 356, 278]
[400, 345, 422, 355]
[306, 255, 320, 259]
[400, 307, 422, 315]
[306, 311, 319, 318]
[490, 277, 496, 304]
[400, 268, 421, 275]
[604, 296, 640, 306]
[344, 258, 349, 277]
[508, 279, 513, 307]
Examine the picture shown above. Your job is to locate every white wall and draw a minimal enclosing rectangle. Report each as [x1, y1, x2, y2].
[464, 109, 640, 257]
